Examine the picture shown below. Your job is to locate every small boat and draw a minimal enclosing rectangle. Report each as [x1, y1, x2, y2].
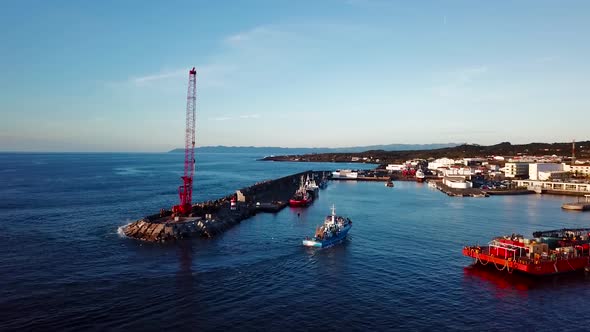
[385, 179, 394, 187]
[463, 228, 590, 276]
[302, 205, 352, 248]
[415, 168, 425, 183]
[289, 176, 313, 207]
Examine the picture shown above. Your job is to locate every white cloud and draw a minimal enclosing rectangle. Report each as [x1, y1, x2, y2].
[225, 26, 275, 46]
[121, 64, 236, 88]
[210, 114, 260, 121]
[132, 69, 186, 85]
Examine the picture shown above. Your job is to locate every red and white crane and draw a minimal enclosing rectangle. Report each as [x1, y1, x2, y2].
[172, 67, 197, 215]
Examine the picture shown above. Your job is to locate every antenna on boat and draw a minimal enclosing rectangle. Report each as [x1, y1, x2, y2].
[331, 204, 336, 223]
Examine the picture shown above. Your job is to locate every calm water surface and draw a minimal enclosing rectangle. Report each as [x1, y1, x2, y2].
[1, 152, 589, 331]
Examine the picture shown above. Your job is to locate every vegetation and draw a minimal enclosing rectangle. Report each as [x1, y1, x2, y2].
[261, 141, 590, 165]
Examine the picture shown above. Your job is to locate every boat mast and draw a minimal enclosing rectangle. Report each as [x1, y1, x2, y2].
[331, 204, 336, 223]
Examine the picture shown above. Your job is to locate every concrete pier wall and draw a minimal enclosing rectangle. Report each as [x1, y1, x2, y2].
[122, 170, 329, 242]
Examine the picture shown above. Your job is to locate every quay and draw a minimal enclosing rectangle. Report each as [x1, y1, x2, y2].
[562, 195, 590, 211]
[122, 170, 330, 242]
[431, 180, 487, 197]
[515, 179, 590, 196]
[330, 176, 390, 182]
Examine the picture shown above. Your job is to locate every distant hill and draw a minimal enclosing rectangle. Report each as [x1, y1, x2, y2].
[261, 140, 590, 164]
[168, 143, 460, 154]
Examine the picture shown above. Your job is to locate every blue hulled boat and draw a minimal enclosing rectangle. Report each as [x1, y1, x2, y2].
[302, 205, 352, 248]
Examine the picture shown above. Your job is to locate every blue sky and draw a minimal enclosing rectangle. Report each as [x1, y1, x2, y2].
[1, 0, 589, 152]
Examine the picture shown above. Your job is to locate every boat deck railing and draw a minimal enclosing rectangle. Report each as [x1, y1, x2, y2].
[468, 244, 588, 264]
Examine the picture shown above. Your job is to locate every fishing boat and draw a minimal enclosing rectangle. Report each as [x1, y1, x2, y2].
[289, 176, 313, 207]
[304, 174, 320, 199]
[385, 179, 394, 187]
[302, 205, 352, 248]
[415, 169, 425, 182]
[463, 228, 590, 276]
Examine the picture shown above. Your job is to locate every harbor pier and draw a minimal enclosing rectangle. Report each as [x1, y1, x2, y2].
[122, 171, 330, 242]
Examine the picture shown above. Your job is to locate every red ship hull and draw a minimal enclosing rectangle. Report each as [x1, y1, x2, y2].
[463, 246, 590, 276]
[289, 197, 312, 207]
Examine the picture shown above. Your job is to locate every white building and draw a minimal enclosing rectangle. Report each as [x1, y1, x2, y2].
[515, 180, 590, 193]
[443, 176, 473, 189]
[386, 164, 405, 172]
[504, 162, 530, 178]
[538, 171, 568, 181]
[565, 163, 590, 176]
[428, 158, 457, 170]
[529, 163, 564, 181]
[443, 167, 474, 177]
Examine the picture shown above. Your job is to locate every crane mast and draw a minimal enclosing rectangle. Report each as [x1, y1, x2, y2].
[173, 67, 197, 215]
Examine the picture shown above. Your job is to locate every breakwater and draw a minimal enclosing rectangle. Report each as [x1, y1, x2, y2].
[122, 170, 330, 242]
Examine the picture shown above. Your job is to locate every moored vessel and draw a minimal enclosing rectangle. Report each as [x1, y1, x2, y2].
[304, 174, 320, 199]
[302, 205, 352, 248]
[415, 169, 425, 182]
[332, 169, 358, 179]
[463, 228, 590, 276]
[289, 175, 313, 207]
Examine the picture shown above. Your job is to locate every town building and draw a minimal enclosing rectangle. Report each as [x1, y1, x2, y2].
[565, 163, 590, 176]
[515, 180, 590, 193]
[529, 163, 565, 181]
[427, 158, 457, 170]
[503, 162, 530, 178]
[385, 164, 405, 172]
[443, 176, 473, 189]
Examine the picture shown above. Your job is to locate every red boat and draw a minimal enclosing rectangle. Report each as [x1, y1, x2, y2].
[289, 192, 312, 207]
[289, 175, 314, 207]
[463, 228, 590, 276]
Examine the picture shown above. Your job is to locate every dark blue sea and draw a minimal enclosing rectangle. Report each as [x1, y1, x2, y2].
[1, 152, 589, 331]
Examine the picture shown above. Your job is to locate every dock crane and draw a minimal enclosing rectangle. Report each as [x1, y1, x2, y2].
[172, 67, 197, 216]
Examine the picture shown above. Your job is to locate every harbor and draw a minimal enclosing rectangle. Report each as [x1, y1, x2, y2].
[4, 152, 590, 331]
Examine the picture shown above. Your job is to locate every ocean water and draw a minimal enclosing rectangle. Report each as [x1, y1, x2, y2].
[1, 152, 589, 331]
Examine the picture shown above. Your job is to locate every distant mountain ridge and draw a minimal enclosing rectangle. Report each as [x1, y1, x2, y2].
[261, 140, 590, 164]
[168, 143, 460, 154]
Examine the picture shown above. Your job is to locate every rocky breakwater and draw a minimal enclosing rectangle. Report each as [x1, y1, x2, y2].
[122, 170, 329, 242]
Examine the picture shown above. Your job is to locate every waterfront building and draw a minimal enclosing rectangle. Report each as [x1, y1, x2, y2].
[528, 163, 565, 180]
[503, 162, 530, 178]
[537, 171, 569, 181]
[515, 180, 590, 193]
[443, 176, 473, 189]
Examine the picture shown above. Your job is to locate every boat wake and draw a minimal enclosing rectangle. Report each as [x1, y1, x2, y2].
[117, 222, 132, 238]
